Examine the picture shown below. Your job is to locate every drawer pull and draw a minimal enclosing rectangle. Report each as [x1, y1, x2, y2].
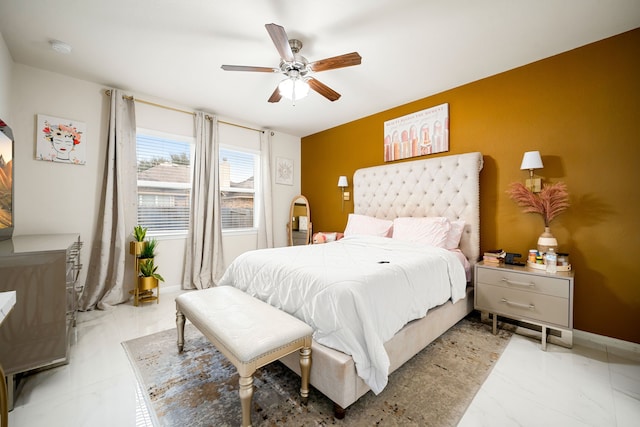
[501, 298, 535, 310]
[501, 277, 535, 287]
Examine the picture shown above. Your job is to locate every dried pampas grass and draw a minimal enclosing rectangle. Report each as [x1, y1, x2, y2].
[507, 182, 570, 226]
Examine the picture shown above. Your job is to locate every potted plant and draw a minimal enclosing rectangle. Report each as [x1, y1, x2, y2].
[130, 225, 148, 255]
[506, 181, 570, 253]
[138, 238, 157, 261]
[136, 238, 158, 299]
[138, 258, 164, 295]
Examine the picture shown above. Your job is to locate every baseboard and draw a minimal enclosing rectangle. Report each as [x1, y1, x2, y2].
[574, 329, 640, 356]
[479, 311, 640, 356]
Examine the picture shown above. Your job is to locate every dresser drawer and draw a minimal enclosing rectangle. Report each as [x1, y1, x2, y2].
[476, 283, 570, 328]
[476, 267, 569, 299]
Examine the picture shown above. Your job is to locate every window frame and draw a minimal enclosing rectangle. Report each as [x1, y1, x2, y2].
[135, 128, 195, 238]
[219, 144, 261, 234]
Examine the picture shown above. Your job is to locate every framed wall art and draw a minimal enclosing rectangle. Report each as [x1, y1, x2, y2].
[275, 156, 293, 185]
[36, 114, 86, 165]
[383, 103, 449, 162]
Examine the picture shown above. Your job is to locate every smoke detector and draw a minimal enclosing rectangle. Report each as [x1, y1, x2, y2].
[50, 40, 72, 54]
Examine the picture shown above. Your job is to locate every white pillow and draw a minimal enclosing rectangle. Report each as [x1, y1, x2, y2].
[343, 214, 393, 237]
[392, 217, 451, 248]
[445, 220, 465, 250]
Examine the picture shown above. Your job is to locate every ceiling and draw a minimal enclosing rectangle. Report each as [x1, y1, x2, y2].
[1, 1, 639, 137]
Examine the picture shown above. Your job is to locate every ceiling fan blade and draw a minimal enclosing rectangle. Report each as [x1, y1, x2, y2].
[265, 23, 294, 62]
[268, 86, 282, 103]
[221, 65, 279, 73]
[307, 78, 341, 101]
[309, 52, 362, 72]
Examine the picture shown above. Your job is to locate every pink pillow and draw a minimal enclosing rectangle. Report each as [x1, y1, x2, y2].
[344, 214, 393, 237]
[392, 217, 451, 248]
[312, 232, 345, 244]
[445, 220, 465, 249]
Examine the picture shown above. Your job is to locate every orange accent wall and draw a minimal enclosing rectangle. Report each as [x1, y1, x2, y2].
[301, 28, 640, 344]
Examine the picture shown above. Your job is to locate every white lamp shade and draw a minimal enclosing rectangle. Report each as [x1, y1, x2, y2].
[520, 151, 544, 170]
[337, 176, 348, 187]
[279, 77, 310, 100]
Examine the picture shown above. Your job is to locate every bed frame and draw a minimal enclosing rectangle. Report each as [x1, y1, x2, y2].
[280, 152, 484, 417]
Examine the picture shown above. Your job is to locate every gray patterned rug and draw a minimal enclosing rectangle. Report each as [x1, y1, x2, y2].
[122, 313, 513, 426]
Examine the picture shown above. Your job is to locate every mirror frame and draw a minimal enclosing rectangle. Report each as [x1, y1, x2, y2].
[287, 195, 312, 246]
[0, 118, 14, 241]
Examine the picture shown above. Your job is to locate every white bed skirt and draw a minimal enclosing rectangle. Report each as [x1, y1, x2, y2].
[279, 286, 474, 411]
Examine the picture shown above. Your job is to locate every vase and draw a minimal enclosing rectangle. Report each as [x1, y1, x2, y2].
[130, 240, 146, 256]
[537, 226, 558, 254]
[135, 276, 159, 306]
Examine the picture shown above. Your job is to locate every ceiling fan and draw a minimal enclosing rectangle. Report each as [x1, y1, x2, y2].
[221, 23, 362, 103]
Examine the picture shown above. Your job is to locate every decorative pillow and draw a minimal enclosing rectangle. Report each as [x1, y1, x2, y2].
[312, 232, 344, 244]
[392, 216, 451, 248]
[343, 214, 393, 238]
[445, 220, 466, 250]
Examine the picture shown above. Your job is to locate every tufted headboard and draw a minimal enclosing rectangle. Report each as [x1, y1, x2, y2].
[353, 152, 483, 269]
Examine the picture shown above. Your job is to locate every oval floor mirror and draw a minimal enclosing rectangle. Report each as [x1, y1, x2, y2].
[287, 195, 312, 246]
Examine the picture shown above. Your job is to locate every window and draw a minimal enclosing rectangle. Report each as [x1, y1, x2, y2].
[219, 146, 259, 231]
[136, 131, 193, 236]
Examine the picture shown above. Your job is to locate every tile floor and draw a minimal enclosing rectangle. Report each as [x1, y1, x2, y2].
[7, 287, 640, 426]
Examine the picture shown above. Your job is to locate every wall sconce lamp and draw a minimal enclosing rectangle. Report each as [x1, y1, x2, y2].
[338, 176, 349, 211]
[520, 151, 544, 192]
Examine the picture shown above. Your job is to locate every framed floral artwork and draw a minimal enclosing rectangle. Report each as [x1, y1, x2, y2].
[36, 114, 86, 165]
[275, 156, 293, 185]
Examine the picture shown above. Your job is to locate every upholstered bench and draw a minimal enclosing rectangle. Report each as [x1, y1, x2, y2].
[175, 286, 313, 427]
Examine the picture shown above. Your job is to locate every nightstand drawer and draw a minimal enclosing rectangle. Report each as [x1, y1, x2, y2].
[476, 283, 570, 328]
[476, 267, 569, 299]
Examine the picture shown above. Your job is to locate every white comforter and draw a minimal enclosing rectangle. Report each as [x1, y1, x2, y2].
[217, 235, 467, 394]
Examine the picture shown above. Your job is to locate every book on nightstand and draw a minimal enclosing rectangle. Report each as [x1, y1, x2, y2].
[482, 249, 505, 265]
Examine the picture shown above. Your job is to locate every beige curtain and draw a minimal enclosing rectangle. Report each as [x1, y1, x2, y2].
[257, 130, 274, 249]
[183, 113, 224, 289]
[80, 89, 137, 310]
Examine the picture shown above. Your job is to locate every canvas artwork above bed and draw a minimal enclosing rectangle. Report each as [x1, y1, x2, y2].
[218, 151, 484, 413]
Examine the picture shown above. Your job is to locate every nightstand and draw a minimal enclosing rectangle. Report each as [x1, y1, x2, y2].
[474, 261, 574, 350]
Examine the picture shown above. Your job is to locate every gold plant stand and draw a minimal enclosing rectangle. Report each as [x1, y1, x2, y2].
[129, 241, 159, 306]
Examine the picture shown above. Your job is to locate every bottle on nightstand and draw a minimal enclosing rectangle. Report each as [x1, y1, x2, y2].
[545, 248, 557, 274]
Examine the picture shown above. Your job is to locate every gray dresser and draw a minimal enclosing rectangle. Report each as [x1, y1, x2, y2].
[0, 234, 83, 409]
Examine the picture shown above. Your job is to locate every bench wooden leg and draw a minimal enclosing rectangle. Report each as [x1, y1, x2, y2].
[299, 346, 311, 404]
[176, 309, 185, 352]
[239, 375, 254, 427]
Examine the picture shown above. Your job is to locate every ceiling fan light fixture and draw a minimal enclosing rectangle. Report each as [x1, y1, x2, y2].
[279, 76, 309, 101]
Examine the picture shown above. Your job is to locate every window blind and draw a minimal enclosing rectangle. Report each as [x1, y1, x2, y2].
[219, 147, 258, 230]
[136, 133, 192, 235]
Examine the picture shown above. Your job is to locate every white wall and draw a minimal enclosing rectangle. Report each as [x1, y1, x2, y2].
[9, 63, 301, 294]
[11, 64, 105, 289]
[269, 131, 302, 247]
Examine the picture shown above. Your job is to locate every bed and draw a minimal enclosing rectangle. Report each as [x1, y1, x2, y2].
[218, 151, 483, 416]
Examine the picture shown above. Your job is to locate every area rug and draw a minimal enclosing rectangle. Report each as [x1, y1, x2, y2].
[122, 313, 513, 426]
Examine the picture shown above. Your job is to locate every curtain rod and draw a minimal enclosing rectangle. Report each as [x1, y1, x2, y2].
[103, 89, 265, 133]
